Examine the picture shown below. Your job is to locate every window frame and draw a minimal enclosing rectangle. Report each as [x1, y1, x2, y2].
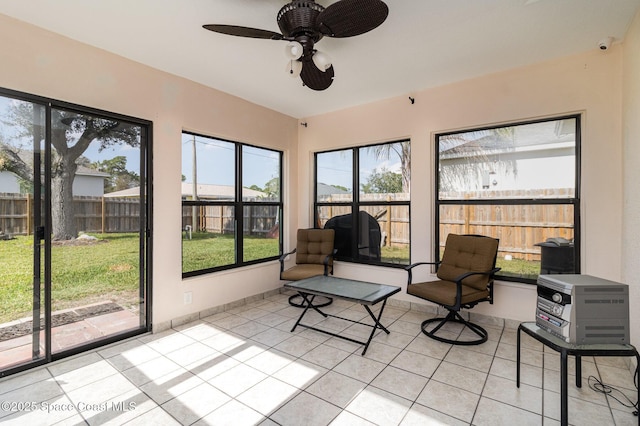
[434, 114, 581, 284]
[314, 139, 411, 268]
[181, 131, 283, 278]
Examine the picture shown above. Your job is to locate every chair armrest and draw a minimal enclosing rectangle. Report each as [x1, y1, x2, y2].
[322, 248, 338, 275]
[453, 267, 501, 284]
[279, 248, 297, 273]
[452, 267, 501, 307]
[404, 261, 440, 285]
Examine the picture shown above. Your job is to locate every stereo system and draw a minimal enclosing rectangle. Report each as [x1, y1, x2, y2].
[536, 274, 629, 345]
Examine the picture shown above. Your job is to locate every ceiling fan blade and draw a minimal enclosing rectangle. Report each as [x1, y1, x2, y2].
[318, 0, 388, 38]
[203, 24, 283, 40]
[300, 61, 335, 91]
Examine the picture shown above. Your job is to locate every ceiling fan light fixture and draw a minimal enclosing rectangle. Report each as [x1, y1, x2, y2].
[286, 59, 303, 77]
[203, 0, 390, 91]
[284, 41, 304, 60]
[312, 50, 332, 72]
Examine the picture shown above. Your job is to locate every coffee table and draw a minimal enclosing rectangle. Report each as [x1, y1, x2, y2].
[284, 275, 401, 355]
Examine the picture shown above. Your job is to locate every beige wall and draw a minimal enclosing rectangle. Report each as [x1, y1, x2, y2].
[1, 12, 636, 344]
[0, 14, 298, 326]
[623, 11, 640, 348]
[299, 45, 626, 326]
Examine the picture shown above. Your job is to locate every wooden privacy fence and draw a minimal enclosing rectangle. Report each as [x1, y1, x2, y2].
[439, 189, 575, 261]
[439, 203, 574, 261]
[181, 204, 279, 237]
[0, 193, 141, 235]
[317, 190, 574, 260]
[2, 188, 574, 260]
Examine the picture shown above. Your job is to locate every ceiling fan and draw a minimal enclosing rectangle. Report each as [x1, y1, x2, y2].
[203, 0, 389, 91]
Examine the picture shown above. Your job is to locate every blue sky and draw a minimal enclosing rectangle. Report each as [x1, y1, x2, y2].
[180, 133, 403, 191]
[181, 133, 281, 189]
[316, 146, 403, 192]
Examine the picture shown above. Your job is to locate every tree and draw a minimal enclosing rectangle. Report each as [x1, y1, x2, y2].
[1, 103, 140, 240]
[361, 167, 403, 193]
[367, 141, 410, 192]
[262, 177, 280, 199]
[91, 156, 139, 193]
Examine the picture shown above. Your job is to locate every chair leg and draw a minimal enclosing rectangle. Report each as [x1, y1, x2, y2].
[420, 310, 488, 345]
[288, 294, 333, 308]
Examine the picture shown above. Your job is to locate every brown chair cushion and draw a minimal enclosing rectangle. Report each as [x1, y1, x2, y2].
[280, 264, 326, 281]
[295, 229, 335, 265]
[407, 280, 490, 307]
[436, 234, 499, 291]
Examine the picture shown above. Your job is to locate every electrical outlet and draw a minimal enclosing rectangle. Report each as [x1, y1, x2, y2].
[183, 291, 193, 305]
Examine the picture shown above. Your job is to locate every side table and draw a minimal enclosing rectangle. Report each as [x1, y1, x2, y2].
[517, 322, 639, 426]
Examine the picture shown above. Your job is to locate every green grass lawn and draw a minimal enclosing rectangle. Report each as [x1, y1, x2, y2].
[380, 246, 410, 265]
[0, 233, 141, 323]
[496, 256, 541, 280]
[182, 232, 279, 273]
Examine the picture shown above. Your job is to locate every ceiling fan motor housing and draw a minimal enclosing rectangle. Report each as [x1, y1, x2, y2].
[277, 1, 324, 41]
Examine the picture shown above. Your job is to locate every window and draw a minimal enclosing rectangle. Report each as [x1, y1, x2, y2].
[435, 115, 580, 283]
[181, 132, 282, 277]
[315, 140, 410, 266]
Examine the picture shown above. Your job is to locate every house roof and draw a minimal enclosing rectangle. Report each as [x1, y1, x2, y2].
[317, 183, 349, 197]
[440, 119, 577, 159]
[105, 183, 267, 199]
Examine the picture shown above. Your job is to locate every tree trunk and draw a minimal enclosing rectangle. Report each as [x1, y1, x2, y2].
[51, 158, 77, 240]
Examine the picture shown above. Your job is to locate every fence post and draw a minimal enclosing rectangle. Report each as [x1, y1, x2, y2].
[26, 193, 32, 236]
[101, 197, 106, 234]
[463, 194, 475, 234]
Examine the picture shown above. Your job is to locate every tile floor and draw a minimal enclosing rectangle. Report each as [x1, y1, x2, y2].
[0, 292, 637, 425]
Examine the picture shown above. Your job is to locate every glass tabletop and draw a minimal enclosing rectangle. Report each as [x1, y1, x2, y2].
[284, 275, 401, 305]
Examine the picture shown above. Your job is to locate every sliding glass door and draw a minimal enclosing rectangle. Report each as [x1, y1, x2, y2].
[0, 91, 151, 376]
[0, 97, 46, 370]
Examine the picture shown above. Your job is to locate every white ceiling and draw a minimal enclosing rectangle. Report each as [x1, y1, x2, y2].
[1, 0, 638, 118]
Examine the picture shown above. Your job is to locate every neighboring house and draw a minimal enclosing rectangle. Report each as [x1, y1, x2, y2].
[0, 152, 109, 196]
[0, 171, 20, 193]
[73, 166, 110, 197]
[439, 119, 576, 192]
[105, 182, 267, 200]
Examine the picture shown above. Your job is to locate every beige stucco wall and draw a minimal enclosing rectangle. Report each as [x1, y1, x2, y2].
[0, 12, 636, 345]
[623, 10, 640, 349]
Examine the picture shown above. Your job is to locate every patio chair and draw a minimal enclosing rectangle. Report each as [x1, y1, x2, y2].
[405, 233, 500, 345]
[280, 228, 337, 307]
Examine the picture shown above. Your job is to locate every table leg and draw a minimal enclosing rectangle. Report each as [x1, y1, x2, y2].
[516, 325, 521, 388]
[298, 292, 328, 318]
[575, 355, 582, 388]
[361, 299, 390, 355]
[290, 293, 315, 332]
[561, 349, 568, 426]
